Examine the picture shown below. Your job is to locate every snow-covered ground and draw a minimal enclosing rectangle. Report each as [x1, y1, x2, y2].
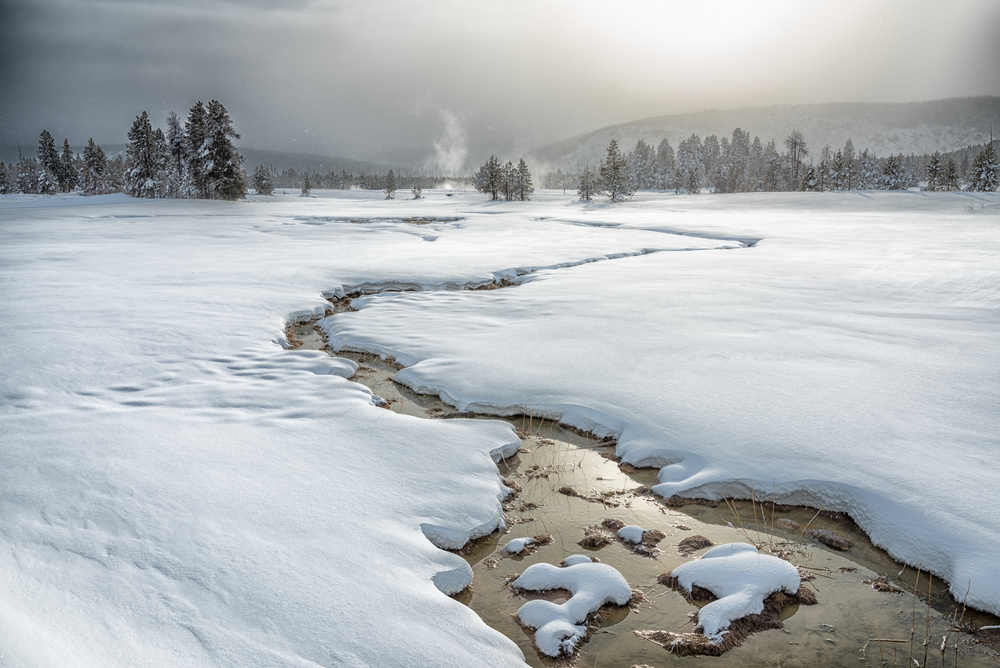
[1, 188, 998, 666]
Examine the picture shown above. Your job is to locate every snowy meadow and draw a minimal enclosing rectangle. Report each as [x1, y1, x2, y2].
[1, 189, 998, 666]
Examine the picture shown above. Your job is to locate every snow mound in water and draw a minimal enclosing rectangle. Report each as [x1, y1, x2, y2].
[616, 524, 647, 544]
[502, 537, 534, 554]
[671, 542, 801, 643]
[514, 561, 631, 657]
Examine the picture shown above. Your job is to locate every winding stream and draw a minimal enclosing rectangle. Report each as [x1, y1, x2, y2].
[287, 297, 999, 667]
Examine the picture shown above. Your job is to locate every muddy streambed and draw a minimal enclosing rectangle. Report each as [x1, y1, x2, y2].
[288, 321, 1000, 667]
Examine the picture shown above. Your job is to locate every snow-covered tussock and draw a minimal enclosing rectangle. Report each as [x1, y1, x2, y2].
[514, 561, 632, 657]
[671, 543, 800, 643]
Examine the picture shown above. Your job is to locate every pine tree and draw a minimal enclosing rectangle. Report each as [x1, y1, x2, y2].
[385, 169, 396, 199]
[801, 166, 818, 191]
[719, 128, 751, 193]
[36, 130, 60, 193]
[598, 139, 632, 202]
[0, 162, 9, 194]
[627, 139, 655, 191]
[125, 111, 164, 198]
[784, 130, 809, 187]
[58, 139, 79, 192]
[15, 157, 41, 194]
[185, 101, 211, 198]
[515, 158, 533, 201]
[37, 131, 60, 177]
[702, 135, 721, 192]
[675, 134, 703, 194]
[251, 165, 275, 195]
[164, 111, 191, 198]
[655, 139, 675, 191]
[106, 154, 126, 193]
[943, 158, 959, 191]
[578, 166, 595, 201]
[970, 143, 999, 191]
[301, 172, 312, 196]
[842, 140, 856, 190]
[81, 139, 108, 195]
[925, 152, 943, 192]
[411, 183, 422, 199]
[832, 150, 846, 190]
[760, 140, 783, 192]
[879, 155, 906, 190]
[204, 100, 246, 200]
[474, 155, 502, 200]
[857, 149, 880, 189]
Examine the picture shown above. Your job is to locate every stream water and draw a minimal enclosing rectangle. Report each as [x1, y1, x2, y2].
[289, 320, 999, 667]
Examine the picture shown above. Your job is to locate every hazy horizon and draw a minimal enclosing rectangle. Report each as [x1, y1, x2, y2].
[2, 0, 999, 169]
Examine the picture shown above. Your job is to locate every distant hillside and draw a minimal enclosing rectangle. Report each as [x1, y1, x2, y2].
[528, 97, 1000, 171]
[240, 148, 382, 175]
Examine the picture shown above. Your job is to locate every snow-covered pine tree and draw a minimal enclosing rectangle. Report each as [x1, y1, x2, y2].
[411, 183, 422, 199]
[106, 154, 126, 193]
[655, 139, 675, 191]
[702, 135, 721, 192]
[719, 128, 750, 193]
[943, 158, 959, 191]
[385, 169, 396, 199]
[924, 152, 943, 191]
[58, 139, 79, 192]
[204, 100, 246, 200]
[35, 131, 60, 193]
[516, 158, 533, 201]
[501, 161, 517, 201]
[857, 149, 880, 189]
[36, 130, 60, 177]
[0, 162, 9, 194]
[14, 157, 39, 194]
[628, 139, 654, 191]
[746, 136, 765, 191]
[842, 140, 856, 190]
[598, 139, 631, 202]
[185, 101, 211, 198]
[760, 140, 783, 192]
[675, 134, 703, 194]
[125, 111, 164, 198]
[801, 166, 818, 191]
[784, 130, 808, 187]
[879, 155, 906, 190]
[578, 166, 595, 201]
[970, 142, 999, 191]
[164, 111, 192, 198]
[251, 165, 274, 195]
[81, 139, 108, 195]
[831, 150, 846, 191]
[474, 155, 502, 200]
[301, 172, 312, 196]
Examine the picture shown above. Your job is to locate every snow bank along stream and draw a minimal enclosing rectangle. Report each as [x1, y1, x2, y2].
[289, 281, 1000, 666]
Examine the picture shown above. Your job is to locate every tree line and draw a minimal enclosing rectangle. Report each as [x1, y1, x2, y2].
[543, 130, 999, 200]
[0, 101, 248, 200]
[3, 114, 996, 200]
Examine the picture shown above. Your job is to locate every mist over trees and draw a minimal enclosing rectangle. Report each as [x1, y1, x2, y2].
[541, 127, 999, 196]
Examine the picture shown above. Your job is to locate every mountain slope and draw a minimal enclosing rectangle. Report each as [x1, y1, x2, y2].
[529, 97, 1000, 171]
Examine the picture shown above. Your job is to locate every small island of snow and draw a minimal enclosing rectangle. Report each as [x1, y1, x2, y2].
[513, 561, 632, 657]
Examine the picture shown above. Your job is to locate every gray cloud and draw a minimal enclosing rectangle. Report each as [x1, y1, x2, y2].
[2, 0, 999, 163]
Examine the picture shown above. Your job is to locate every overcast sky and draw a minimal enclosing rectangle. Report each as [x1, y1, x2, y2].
[2, 0, 999, 163]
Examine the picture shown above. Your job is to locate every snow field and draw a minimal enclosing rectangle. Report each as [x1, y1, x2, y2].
[1, 189, 999, 667]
